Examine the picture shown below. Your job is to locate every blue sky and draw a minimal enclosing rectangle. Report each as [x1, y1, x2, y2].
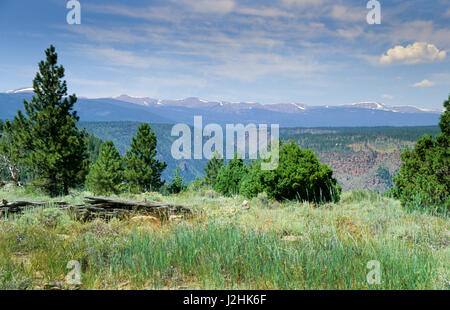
[1, 0, 449, 109]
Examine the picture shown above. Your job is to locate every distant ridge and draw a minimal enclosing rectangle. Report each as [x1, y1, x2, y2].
[0, 91, 442, 127]
[112, 95, 442, 114]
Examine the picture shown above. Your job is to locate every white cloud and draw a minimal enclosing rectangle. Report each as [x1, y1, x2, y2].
[381, 94, 394, 100]
[236, 7, 293, 18]
[174, 0, 235, 14]
[411, 79, 435, 87]
[68, 77, 119, 87]
[136, 76, 208, 89]
[329, 5, 364, 22]
[368, 21, 450, 50]
[94, 48, 153, 68]
[380, 42, 446, 65]
[78, 46, 173, 69]
[282, 0, 327, 7]
[63, 25, 152, 43]
[208, 53, 329, 81]
[85, 4, 181, 22]
[336, 27, 364, 40]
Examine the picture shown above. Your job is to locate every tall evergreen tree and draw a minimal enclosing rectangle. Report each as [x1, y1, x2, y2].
[86, 141, 124, 195]
[203, 151, 224, 187]
[168, 167, 187, 194]
[12, 45, 88, 196]
[124, 123, 167, 193]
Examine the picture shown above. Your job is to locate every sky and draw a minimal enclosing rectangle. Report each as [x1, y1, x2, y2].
[0, 0, 449, 109]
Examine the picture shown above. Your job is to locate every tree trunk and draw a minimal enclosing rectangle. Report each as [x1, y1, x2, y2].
[1, 155, 20, 186]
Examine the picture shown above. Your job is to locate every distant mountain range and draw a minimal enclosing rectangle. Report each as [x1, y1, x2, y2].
[0, 88, 443, 127]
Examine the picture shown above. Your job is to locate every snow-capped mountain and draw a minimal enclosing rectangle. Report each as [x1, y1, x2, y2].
[5, 87, 34, 94]
[390, 106, 440, 113]
[0, 91, 443, 127]
[339, 102, 441, 114]
[340, 102, 391, 111]
[112, 96, 441, 114]
[108, 95, 310, 112]
[112, 95, 158, 106]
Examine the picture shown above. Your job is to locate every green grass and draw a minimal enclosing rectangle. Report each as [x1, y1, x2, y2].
[0, 186, 448, 290]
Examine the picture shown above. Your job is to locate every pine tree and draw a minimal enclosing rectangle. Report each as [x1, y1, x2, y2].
[87, 133, 103, 165]
[203, 151, 224, 187]
[214, 153, 248, 196]
[86, 141, 124, 195]
[10, 46, 88, 196]
[168, 167, 187, 194]
[124, 123, 167, 193]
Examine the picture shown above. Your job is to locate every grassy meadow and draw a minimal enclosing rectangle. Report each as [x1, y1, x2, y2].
[0, 184, 448, 290]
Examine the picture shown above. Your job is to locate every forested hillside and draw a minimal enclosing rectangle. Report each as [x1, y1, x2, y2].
[2, 119, 440, 188]
[79, 122, 207, 182]
[78, 122, 440, 191]
[281, 126, 441, 191]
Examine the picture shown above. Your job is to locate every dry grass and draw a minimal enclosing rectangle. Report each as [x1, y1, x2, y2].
[0, 187, 448, 290]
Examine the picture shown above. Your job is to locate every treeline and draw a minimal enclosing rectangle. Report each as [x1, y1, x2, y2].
[77, 122, 443, 186]
[282, 126, 441, 154]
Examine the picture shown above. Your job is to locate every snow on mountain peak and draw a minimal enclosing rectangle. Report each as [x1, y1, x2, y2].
[346, 102, 388, 110]
[2, 89, 441, 115]
[113, 94, 156, 106]
[290, 103, 306, 110]
[5, 87, 34, 94]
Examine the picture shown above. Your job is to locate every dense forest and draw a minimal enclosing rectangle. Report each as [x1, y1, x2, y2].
[1, 119, 441, 189]
[77, 122, 441, 191]
[281, 126, 441, 191]
[79, 121, 207, 182]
